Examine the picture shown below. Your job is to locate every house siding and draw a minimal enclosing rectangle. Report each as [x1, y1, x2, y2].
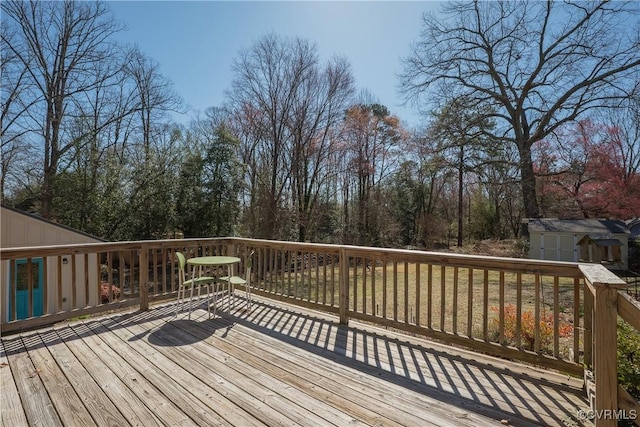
[1, 207, 103, 322]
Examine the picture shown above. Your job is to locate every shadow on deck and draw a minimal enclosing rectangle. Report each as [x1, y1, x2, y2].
[1, 296, 591, 426]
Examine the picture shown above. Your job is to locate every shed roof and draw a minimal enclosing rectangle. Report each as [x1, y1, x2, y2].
[527, 219, 629, 234]
[577, 235, 623, 247]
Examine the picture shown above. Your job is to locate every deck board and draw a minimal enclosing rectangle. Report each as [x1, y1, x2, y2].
[0, 340, 29, 427]
[19, 331, 97, 427]
[1, 296, 592, 427]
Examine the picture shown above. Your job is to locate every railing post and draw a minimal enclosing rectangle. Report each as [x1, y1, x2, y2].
[339, 247, 349, 325]
[583, 280, 593, 367]
[139, 244, 149, 312]
[580, 264, 627, 427]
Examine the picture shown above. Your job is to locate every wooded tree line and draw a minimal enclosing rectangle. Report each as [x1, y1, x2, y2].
[2, 0, 639, 248]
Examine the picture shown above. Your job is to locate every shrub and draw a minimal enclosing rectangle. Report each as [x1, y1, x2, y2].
[490, 304, 573, 353]
[618, 319, 640, 401]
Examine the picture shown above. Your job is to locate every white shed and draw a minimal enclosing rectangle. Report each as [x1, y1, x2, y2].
[1, 206, 104, 321]
[526, 219, 629, 270]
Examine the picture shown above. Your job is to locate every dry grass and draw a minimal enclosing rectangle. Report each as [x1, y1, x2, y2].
[357, 263, 577, 337]
[276, 240, 580, 358]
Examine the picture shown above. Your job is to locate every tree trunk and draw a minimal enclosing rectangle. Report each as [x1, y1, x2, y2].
[518, 143, 540, 219]
[457, 146, 464, 247]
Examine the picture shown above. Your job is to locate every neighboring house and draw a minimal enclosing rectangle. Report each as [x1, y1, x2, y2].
[1, 205, 105, 322]
[626, 218, 640, 243]
[526, 218, 629, 270]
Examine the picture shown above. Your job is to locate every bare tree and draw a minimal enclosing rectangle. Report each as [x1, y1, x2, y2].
[342, 99, 406, 246]
[228, 33, 354, 241]
[428, 97, 494, 246]
[400, 0, 640, 218]
[600, 90, 640, 181]
[0, 23, 37, 200]
[1, 0, 126, 218]
[125, 47, 183, 157]
[287, 56, 354, 241]
[228, 34, 303, 239]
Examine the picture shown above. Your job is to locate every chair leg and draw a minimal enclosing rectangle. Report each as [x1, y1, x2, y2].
[213, 281, 226, 317]
[179, 285, 190, 315]
[188, 284, 195, 319]
[206, 284, 211, 319]
[175, 285, 182, 316]
[212, 282, 218, 317]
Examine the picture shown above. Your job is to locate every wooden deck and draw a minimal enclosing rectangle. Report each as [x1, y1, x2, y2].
[1, 295, 592, 427]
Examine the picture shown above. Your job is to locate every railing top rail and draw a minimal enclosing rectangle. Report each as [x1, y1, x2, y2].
[579, 263, 627, 289]
[1, 236, 585, 278]
[234, 238, 583, 277]
[617, 291, 640, 332]
[0, 237, 230, 259]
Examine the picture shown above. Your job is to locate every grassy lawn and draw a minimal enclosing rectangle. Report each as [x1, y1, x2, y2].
[270, 258, 580, 358]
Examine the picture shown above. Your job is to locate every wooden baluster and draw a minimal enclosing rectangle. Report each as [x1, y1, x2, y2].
[483, 270, 489, 341]
[415, 262, 421, 327]
[404, 261, 409, 324]
[139, 244, 149, 311]
[516, 273, 522, 349]
[57, 256, 63, 311]
[553, 276, 560, 358]
[453, 266, 458, 335]
[382, 261, 388, 319]
[440, 265, 446, 331]
[499, 271, 505, 345]
[370, 257, 376, 316]
[427, 264, 433, 329]
[534, 274, 541, 353]
[467, 268, 473, 338]
[339, 248, 348, 325]
[393, 261, 398, 322]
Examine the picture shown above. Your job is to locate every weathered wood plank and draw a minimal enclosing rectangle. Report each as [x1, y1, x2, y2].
[2, 334, 63, 427]
[141, 311, 438, 427]
[0, 339, 29, 427]
[121, 317, 340, 427]
[130, 314, 373, 427]
[81, 315, 240, 427]
[194, 319, 472, 427]
[0, 298, 591, 427]
[37, 327, 131, 426]
[90, 312, 284, 427]
[237, 300, 586, 426]
[58, 324, 183, 427]
[18, 330, 96, 426]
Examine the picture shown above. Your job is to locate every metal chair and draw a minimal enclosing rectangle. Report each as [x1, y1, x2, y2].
[175, 251, 216, 319]
[218, 250, 253, 313]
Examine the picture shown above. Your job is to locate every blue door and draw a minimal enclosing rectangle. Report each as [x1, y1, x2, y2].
[11, 258, 44, 320]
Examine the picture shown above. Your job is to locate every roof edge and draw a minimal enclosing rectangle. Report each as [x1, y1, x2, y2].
[1, 204, 107, 242]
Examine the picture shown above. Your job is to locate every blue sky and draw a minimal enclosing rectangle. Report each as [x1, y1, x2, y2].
[108, 1, 442, 128]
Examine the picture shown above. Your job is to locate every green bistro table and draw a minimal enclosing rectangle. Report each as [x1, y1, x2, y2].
[187, 256, 241, 314]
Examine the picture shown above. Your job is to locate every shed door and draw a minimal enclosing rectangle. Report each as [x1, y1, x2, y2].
[11, 258, 44, 320]
[558, 234, 578, 262]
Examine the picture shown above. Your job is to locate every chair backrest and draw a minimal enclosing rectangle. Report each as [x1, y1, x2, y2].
[245, 251, 254, 282]
[246, 251, 254, 269]
[175, 251, 186, 271]
[175, 251, 187, 285]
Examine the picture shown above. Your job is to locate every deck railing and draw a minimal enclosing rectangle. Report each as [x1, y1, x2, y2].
[1, 237, 638, 426]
